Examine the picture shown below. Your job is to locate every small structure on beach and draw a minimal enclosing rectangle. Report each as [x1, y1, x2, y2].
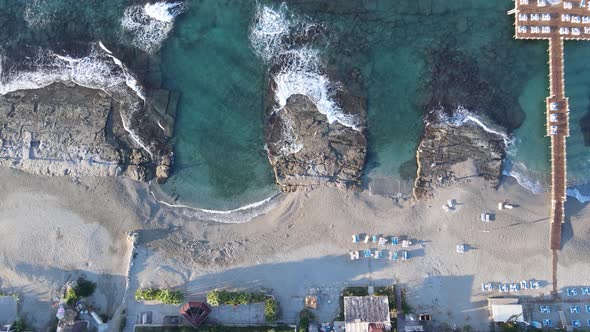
[344, 296, 391, 332]
[179, 302, 211, 328]
[488, 298, 524, 323]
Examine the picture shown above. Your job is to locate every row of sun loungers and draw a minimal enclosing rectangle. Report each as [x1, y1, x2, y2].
[566, 287, 590, 296]
[351, 234, 409, 247]
[539, 305, 590, 314]
[349, 249, 408, 261]
[481, 280, 541, 292]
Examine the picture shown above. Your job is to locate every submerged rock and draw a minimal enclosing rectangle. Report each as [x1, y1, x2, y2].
[265, 93, 367, 191]
[413, 107, 507, 199]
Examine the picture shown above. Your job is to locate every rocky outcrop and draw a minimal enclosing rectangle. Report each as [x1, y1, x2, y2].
[0, 82, 174, 182]
[265, 93, 367, 191]
[413, 108, 507, 199]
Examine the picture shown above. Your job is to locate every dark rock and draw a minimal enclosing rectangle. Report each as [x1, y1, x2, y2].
[413, 108, 507, 199]
[265, 93, 367, 191]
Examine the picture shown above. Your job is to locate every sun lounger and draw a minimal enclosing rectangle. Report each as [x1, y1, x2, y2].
[349, 251, 360, 260]
[392, 251, 399, 260]
[520, 280, 529, 289]
[402, 240, 411, 248]
[363, 249, 372, 258]
[504, 204, 514, 209]
[364, 235, 370, 244]
[581, 287, 590, 295]
[371, 235, 378, 243]
[456, 244, 465, 253]
[570, 306, 580, 314]
[481, 213, 486, 222]
[567, 288, 578, 296]
[401, 251, 408, 260]
[352, 234, 359, 243]
[530, 281, 540, 289]
[481, 283, 492, 292]
[447, 199, 455, 209]
[392, 237, 399, 245]
[498, 202, 504, 210]
[510, 284, 520, 292]
[378, 237, 387, 246]
[442, 205, 450, 212]
[540, 305, 551, 313]
[374, 249, 383, 259]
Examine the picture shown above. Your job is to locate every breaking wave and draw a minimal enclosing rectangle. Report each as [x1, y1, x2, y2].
[150, 187, 284, 223]
[501, 159, 547, 194]
[250, 3, 360, 131]
[567, 186, 590, 203]
[429, 105, 512, 146]
[121, 1, 186, 54]
[0, 44, 151, 156]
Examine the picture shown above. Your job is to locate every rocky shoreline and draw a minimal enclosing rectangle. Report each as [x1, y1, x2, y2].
[264, 92, 367, 191]
[413, 107, 508, 200]
[0, 81, 176, 182]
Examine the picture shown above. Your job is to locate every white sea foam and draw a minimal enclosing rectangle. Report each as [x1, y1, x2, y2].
[567, 187, 590, 203]
[250, 3, 360, 132]
[121, 1, 186, 54]
[432, 105, 512, 145]
[501, 160, 547, 194]
[0, 45, 151, 156]
[24, 0, 54, 29]
[150, 189, 283, 223]
[145, 2, 183, 22]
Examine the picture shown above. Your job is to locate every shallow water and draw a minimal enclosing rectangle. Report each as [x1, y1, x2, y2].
[2, 0, 590, 209]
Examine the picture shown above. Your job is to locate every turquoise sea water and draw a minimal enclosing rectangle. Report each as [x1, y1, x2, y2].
[2, 0, 590, 208]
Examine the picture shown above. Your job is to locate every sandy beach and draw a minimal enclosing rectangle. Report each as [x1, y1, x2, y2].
[1, 165, 590, 331]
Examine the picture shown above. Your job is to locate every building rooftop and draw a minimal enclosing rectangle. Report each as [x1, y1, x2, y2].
[344, 296, 390, 324]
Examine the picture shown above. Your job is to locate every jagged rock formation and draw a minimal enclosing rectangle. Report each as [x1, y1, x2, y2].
[413, 110, 507, 199]
[0, 82, 174, 182]
[265, 93, 367, 191]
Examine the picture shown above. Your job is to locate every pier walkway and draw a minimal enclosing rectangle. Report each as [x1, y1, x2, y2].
[511, 0, 590, 250]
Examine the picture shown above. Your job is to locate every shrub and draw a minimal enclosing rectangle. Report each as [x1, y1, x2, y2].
[65, 288, 78, 305]
[264, 298, 278, 322]
[135, 288, 184, 305]
[299, 308, 315, 332]
[12, 318, 25, 332]
[342, 287, 368, 297]
[75, 278, 97, 298]
[207, 290, 267, 306]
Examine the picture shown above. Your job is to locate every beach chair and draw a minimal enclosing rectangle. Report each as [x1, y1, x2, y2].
[392, 236, 399, 245]
[352, 234, 359, 243]
[374, 249, 383, 259]
[447, 199, 455, 209]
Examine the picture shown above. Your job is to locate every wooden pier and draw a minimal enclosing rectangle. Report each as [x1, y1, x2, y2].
[511, 0, 590, 250]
